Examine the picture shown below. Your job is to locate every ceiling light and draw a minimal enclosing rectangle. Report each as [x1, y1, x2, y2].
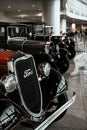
[8, 5, 11, 9]
[39, 9, 41, 11]
[32, 4, 35, 8]
[18, 14, 29, 18]
[36, 13, 42, 17]
[21, 15, 24, 18]
[32, 17, 35, 19]
[18, 9, 21, 12]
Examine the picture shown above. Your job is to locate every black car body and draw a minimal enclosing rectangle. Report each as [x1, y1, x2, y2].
[0, 23, 70, 73]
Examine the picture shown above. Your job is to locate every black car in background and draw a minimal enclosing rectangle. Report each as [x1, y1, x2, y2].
[0, 22, 76, 73]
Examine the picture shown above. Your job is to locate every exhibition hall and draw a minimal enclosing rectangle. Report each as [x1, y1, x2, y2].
[0, 0, 87, 130]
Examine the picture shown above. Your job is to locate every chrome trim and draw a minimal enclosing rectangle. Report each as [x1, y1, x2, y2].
[35, 92, 76, 130]
[8, 61, 14, 73]
[57, 76, 67, 94]
[13, 54, 43, 118]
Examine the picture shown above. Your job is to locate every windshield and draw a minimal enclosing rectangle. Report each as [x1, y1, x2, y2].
[34, 25, 53, 36]
[8, 26, 28, 38]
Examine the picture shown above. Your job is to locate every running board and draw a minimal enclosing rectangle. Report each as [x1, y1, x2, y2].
[35, 92, 76, 130]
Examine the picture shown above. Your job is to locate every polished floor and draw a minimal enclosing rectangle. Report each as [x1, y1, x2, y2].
[14, 42, 87, 130]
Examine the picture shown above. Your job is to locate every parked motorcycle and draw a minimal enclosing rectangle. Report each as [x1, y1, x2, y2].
[0, 51, 76, 130]
[47, 41, 69, 73]
[50, 36, 76, 60]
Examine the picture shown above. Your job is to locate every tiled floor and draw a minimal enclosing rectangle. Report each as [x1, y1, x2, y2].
[14, 49, 87, 130]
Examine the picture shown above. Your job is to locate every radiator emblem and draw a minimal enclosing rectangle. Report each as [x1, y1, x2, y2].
[24, 68, 33, 78]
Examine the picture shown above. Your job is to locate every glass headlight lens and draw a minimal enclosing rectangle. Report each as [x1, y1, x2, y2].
[43, 63, 51, 76]
[39, 62, 51, 77]
[2, 74, 16, 93]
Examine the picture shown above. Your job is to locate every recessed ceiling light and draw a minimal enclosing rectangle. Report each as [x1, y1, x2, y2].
[39, 9, 41, 11]
[18, 9, 21, 12]
[18, 14, 29, 18]
[32, 4, 35, 8]
[36, 13, 42, 17]
[21, 16, 24, 18]
[32, 17, 35, 19]
[8, 5, 11, 8]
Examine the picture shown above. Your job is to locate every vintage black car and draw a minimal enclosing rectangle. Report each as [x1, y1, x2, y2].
[0, 50, 76, 130]
[0, 22, 76, 74]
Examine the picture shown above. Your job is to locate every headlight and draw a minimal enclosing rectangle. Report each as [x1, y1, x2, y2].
[38, 62, 51, 77]
[2, 74, 16, 93]
[45, 42, 50, 54]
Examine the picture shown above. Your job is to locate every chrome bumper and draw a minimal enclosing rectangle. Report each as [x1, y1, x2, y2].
[35, 92, 76, 130]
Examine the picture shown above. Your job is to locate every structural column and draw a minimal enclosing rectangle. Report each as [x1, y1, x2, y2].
[42, 0, 60, 35]
[60, 18, 66, 33]
[71, 23, 76, 32]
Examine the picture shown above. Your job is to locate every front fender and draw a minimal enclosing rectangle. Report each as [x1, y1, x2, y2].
[40, 68, 66, 107]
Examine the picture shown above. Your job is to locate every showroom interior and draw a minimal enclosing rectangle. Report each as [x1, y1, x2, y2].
[0, 0, 87, 130]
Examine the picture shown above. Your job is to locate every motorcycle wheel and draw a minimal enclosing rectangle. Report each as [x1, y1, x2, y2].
[46, 92, 68, 121]
[55, 54, 69, 74]
[67, 46, 76, 59]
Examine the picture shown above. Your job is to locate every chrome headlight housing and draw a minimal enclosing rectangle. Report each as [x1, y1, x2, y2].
[2, 74, 16, 93]
[38, 62, 51, 77]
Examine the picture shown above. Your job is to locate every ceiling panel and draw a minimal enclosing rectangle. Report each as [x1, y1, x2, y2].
[0, 0, 43, 22]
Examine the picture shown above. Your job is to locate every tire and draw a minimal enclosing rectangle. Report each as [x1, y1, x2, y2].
[55, 55, 69, 74]
[67, 47, 76, 59]
[46, 92, 68, 121]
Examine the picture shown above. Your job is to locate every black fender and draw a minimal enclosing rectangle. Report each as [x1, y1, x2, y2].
[40, 68, 64, 108]
[59, 43, 76, 59]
